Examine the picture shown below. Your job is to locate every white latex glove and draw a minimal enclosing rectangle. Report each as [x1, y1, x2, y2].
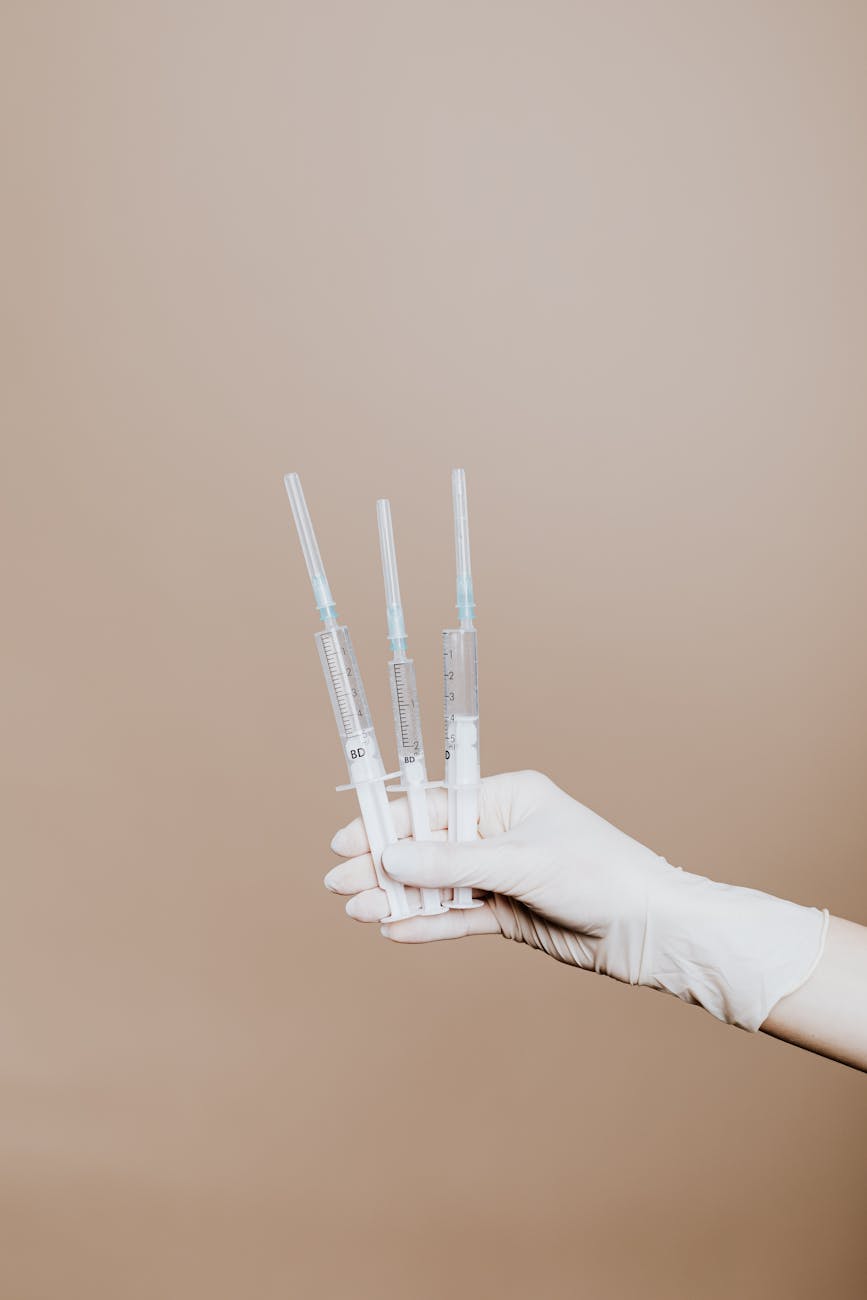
[325, 771, 828, 1032]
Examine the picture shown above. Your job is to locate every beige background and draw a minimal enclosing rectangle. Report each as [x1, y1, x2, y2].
[2, 3, 866, 1297]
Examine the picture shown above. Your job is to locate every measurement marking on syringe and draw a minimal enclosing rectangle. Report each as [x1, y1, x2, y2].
[393, 665, 412, 747]
[322, 635, 356, 734]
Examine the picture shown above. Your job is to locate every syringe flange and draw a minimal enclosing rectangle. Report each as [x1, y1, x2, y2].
[384, 777, 445, 795]
[333, 772, 438, 919]
[335, 771, 401, 793]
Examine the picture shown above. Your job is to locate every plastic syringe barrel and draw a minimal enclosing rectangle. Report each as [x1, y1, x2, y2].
[387, 656, 446, 915]
[285, 473, 421, 921]
[444, 469, 484, 910]
[317, 626, 421, 922]
[377, 499, 447, 916]
[443, 626, 482, 908]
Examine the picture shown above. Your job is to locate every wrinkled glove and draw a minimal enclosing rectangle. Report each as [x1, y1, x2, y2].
[326, 770, 828, 1032]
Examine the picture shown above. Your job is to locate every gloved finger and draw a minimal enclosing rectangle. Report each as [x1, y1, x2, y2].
[381, 832, 523, 896]
[381, 901, 500, 943]
[477, 770, 560, 838]
[330, 787, 450, 856]
[325, 831, 449, 893]
[324, 853, 377, 895]
[345, 888, 390, 923]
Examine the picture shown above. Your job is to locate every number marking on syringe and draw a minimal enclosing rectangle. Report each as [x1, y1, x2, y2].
[322, 634, 356, 735]
[444, 642, 455, 752]
[393, 663, 412, 748]
[443, 648, 453, 724]
[393, 662, 420, 757]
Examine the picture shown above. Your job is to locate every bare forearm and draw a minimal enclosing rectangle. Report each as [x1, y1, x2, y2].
[761, 916, 867, 1072]
[327, 773, 867, 1070]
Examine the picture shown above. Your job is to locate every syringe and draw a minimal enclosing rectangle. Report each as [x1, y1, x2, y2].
[443, 468, 485, 910]
[376, 499, 449, 917]
[284, 473, 422, 922]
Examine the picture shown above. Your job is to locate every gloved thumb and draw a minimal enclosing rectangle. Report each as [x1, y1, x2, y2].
[382, 833, 519, 894]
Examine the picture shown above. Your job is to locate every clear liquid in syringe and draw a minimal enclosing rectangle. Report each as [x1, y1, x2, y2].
[391, 658, 423, 765]
[317, 625, 380, 776]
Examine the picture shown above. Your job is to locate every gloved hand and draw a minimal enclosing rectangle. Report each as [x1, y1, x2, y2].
[324, 771, 828, 1032]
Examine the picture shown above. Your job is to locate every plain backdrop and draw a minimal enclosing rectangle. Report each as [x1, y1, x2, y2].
[2, 3, 866, 1297]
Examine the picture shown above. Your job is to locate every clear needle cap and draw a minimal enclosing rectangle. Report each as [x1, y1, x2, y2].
[452, 467, 475, 625]
[376, 499, 407, 654]
[284, 473, 337, 623]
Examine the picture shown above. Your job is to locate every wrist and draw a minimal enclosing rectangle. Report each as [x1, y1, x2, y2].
[639, 863, 829, 1031]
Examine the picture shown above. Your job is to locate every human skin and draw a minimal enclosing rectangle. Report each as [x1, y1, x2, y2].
[324, 772, 867, 1073]
[760, 917, 867, 1071]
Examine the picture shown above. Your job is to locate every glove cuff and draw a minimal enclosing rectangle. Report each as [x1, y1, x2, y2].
[639, 864, 830, 1031]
